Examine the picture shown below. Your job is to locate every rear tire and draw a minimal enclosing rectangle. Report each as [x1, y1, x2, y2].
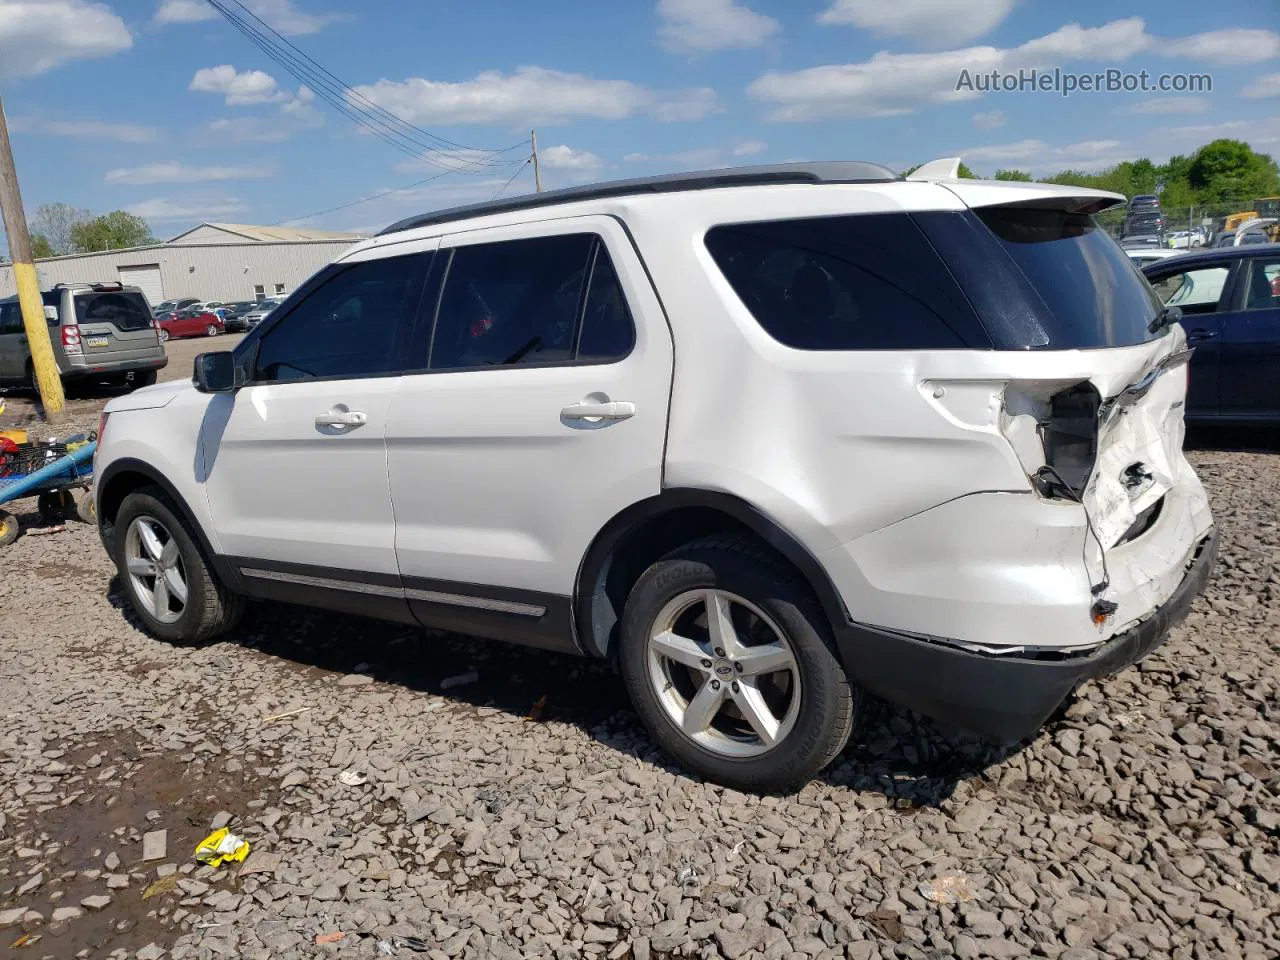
[618, 535, 859, 793]
[74, 490, 96, 524]
[112, 486, 243, 644]
[206, 324, 219, 337]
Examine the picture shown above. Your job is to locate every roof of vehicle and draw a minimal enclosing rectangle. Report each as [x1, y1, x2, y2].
[377, 161, 902, 236]
[375, 160, 1127, 240]
[1138, 242, 1280, 271]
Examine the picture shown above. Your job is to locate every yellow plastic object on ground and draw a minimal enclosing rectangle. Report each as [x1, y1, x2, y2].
[193, 828, 251, 868]
[0, 429, 27, 445]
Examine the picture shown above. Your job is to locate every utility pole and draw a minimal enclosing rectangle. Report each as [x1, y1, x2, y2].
[530, 129, 543, 193]
[0, 95, 64, 421]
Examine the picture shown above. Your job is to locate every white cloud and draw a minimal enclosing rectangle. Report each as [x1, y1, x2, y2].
[0, 0, 131, 77]
[540, 145, 603, 171]
[126, 197, 250, 221]
[731, 139, 767, 156]
[657, 0, 778, 53]
[105, 163, 274, 185]
[154, 0, 341, 34]
[153, 0, 215, 24]
[748, 17, 1259, 121]
[1243, 73, 1280, 99]
[8, 116, 159, 143]
[1127, 96, 1209, 115]
[1162, 28, 1280, 66]
[971, 110, 1006, 129]
[819, 0, 1016, 48]
[207, 90, 324, 142]
[190, 65, 288, 105]
[351, 67, 719, 127]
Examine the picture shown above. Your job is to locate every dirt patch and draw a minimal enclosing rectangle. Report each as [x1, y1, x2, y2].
[0, 731, 276, 959]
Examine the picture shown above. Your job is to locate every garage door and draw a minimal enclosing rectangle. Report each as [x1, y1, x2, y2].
[117, 264, 163, 309]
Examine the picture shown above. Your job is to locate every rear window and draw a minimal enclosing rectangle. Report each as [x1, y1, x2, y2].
[913, 207, 1164, 350]
[974, 206, 1163, 348]
[703, 214, 989, 350]
[74, 291, 154, 331]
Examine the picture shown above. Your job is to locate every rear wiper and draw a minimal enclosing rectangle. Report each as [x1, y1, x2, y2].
[1148, 304, 1182, 334]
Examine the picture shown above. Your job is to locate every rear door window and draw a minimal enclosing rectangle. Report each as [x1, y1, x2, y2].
[703, 214, 987, 350]
[428, 233, 635, 370]
[1242, 258, 1280, 311]
[74, 292, 154, 331]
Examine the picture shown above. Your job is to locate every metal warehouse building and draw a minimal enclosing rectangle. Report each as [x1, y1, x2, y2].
[0, 222, 365, 306]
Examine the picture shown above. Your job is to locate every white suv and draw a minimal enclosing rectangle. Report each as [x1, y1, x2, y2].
[93, 161, 1217, 792]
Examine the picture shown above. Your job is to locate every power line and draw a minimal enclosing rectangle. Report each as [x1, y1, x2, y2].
[205, 0, 525, 173]
[491, 159, 532, 200]
[273, 170, 457, 225]
[216, 0, 506, 156]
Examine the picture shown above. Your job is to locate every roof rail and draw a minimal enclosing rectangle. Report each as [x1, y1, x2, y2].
[377, 161, 901, 236]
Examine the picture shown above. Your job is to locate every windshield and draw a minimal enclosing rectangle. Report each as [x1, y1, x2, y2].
[75, 291, 154, 331]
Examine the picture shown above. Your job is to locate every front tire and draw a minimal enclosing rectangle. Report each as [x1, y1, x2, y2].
[618, 535, 859, 793]
[112, 487, 243, 644]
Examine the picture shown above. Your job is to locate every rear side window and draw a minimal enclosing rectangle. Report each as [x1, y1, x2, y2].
[74, 292, 154, 331]
[704, 214, 987, 350]
[428, 234, 635, 370]
[0, 302, 21, 335]
[253, 253, 427, 382]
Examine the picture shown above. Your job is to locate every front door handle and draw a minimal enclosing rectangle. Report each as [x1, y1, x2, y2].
[560, 400, 635, 421]
[315, 410, 368, 428]
[1186, 329, 1218, 343]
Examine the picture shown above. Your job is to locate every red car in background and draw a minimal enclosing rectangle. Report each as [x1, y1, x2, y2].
[156, 308, 224, 341]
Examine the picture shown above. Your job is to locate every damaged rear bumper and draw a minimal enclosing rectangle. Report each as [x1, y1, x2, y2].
[834, 528, 1218, 745]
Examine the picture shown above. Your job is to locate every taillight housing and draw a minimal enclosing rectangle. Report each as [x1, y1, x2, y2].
[62, 324, 83, 355]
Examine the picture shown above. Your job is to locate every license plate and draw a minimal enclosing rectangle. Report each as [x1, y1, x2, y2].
[85, 336, 110, 348]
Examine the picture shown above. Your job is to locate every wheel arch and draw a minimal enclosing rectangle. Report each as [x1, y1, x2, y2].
[574, 489, 849, 659]
[96, 458, 240, 590]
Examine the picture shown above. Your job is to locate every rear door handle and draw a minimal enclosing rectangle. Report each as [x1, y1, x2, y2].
[560, 400, 635, 421]
[1186, 329, 1218, 343]
[315, 410, 367, 428]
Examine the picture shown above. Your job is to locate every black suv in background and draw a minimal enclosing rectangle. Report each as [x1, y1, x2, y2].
[1124, 197, 1165, 241]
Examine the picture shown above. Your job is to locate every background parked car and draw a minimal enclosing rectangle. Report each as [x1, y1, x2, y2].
[157, 307, 224, 341]
[219, 301, 257, 333]
[0, 282, 166, 391]
[240, 297, 285, 329]
[1142, 244, 1280, 423]
[152, 297, 199, 317]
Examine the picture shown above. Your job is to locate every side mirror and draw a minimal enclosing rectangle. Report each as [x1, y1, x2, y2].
[193, 351, 241, 393]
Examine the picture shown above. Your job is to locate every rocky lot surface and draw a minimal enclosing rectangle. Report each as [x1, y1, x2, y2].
[1, 441, 1278, 960]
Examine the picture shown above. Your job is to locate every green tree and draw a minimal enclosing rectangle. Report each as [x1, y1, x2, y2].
[1187, 139, 1280, 203]
[31, 233, 55, 259]
[993, 169, 1032, 181]
[69, 211, 155, 252]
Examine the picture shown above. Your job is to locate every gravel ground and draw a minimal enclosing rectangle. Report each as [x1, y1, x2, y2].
[1, 431, 1278, 959]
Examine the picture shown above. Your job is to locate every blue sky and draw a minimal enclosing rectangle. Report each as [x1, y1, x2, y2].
[1, 0, 1278, 242]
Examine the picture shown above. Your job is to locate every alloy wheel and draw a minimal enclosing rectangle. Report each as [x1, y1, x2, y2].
[124, 515, 188, 624]
[646, 589, 801, 758]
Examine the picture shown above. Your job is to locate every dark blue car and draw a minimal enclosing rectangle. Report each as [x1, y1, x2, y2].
[1142, 244, 1280, 423]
